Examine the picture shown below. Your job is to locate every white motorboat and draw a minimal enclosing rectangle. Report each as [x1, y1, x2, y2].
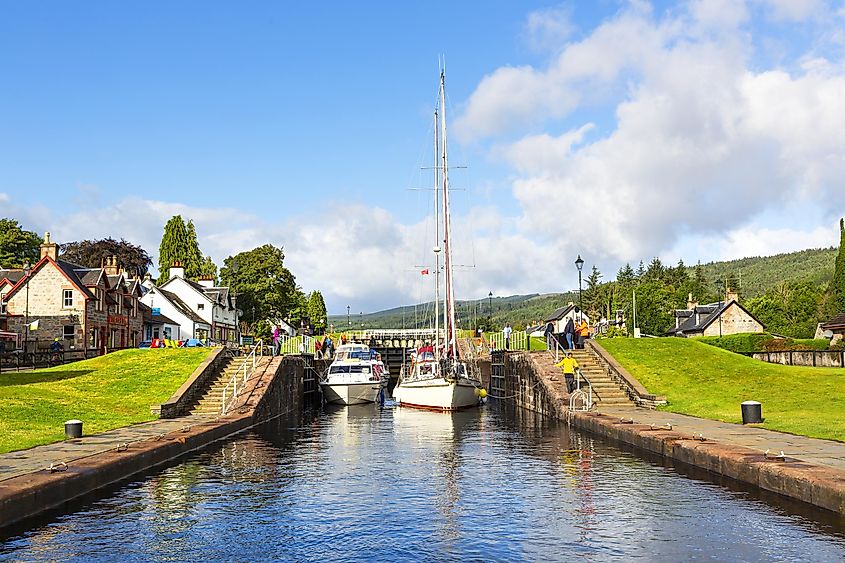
[392, 68, 484, 412]
[320, 343, 386, 405]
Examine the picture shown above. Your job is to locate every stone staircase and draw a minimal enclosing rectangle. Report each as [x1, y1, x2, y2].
[189, 356, 252, 415]
[531, 348, 634, 407]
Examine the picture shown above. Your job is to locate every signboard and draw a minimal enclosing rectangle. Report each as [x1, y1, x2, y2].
[242, 336, 254, 345]
[108, 315, 128, 326]
[152, 308, 160, 316]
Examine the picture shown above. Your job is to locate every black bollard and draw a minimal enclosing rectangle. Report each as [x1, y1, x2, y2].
[741, 401, 762, 424]
[65, 419, 83, 439]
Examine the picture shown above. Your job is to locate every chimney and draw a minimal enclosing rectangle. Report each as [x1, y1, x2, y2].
[39, 232, 58, 261]
[726, 287, 739, 303]
[686, 293, 698, 310]
[198, 276, 214, 288]
[169, 261, 185, 280]
[104, 255, 119, 276]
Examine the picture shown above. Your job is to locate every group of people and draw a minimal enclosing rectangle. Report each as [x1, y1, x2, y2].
[544, 316, 591, 351]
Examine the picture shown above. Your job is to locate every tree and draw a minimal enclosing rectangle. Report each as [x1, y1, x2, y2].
[60, 237, 152, 276]
[834, 217, 845, 314]
[633, 280, 674, 335]
[158, 215, 190, 282]
[199, 256, 218, 284]
[644, 257, 665, 282]
[0, 218, 40, 268]
[219, 244, 302, 331]
[185, 220, 204, 280]
[583, 265, 603, 319]
[306, 291, 328, 332]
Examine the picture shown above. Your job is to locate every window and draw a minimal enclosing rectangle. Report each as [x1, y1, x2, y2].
[63, 289, 73, 308]
[0, 292, 5, 315]
[197, 304, 205, 310]
[89, 327, 98, 348]
[63, 325, 74, 339]
[96, 289, 103, 311]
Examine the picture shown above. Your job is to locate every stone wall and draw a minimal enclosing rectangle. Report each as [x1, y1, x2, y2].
[502, 352, 566, 419]
[750, 350, 845, 368]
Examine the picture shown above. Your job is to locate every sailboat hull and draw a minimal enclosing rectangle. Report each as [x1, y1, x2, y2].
[393, 378, 479, 411]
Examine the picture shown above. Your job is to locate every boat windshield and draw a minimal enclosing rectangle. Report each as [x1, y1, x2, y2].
[329, 365, 371, 374]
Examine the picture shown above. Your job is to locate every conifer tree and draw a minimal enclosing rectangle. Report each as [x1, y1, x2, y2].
[185, 220, 204, 280]
[199, 256, 218, 284]
[158, 215, 190, 282]
[834, 217, 845, 313]
[307, 291, 328, 331]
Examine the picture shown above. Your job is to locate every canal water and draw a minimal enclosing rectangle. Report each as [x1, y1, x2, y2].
[2, 404, 845, 562]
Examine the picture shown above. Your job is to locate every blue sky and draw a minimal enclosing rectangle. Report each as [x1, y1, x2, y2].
[3, 1, 845, 313]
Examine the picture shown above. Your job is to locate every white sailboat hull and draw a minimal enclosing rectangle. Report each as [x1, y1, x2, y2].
[393, 378, 479, 411]
[321, 382, 381, 405]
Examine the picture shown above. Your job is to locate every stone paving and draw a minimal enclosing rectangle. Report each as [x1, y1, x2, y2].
[599, 406, 845, 473]
[0, 414, 219, 482]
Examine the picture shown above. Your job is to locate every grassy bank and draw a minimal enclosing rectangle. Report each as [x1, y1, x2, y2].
[0, 348, 211, 453]
[698, 333, 832, 353]
[599, 338, 845, 442]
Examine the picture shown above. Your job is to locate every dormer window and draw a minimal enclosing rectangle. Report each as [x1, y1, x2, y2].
[63, 289, 73, 308]
[197, 304, 205, 310]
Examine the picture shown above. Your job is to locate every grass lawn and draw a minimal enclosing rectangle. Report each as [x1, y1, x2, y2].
[599, 338, 845, 442]
[0, 348, 211, 454]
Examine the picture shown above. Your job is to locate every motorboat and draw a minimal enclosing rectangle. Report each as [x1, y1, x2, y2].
[392, 68, 484, 411]
[320, 343, 387, 405]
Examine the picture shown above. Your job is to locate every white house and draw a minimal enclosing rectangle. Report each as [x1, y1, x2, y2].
[544, 303, 590, 334]
[140, 284, 210, 340]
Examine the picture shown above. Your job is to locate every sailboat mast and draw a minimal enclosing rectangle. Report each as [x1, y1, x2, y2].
[433, 108, 441, 357]
[440, 69, 458, 360]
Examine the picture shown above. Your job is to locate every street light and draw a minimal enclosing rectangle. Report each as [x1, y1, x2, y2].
[488, 291, 493, 317]
[23, 261, 31, 355]
[347, 305, 351, 328]
[575, 255, 584, 320]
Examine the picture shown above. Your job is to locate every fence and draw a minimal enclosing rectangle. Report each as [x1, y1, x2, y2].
[0, 347, 126, 372]
[741, 349, 845, 368]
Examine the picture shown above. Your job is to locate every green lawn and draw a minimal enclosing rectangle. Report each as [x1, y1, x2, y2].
[0, 348, 212, 453]
[599, 338, 845, 442]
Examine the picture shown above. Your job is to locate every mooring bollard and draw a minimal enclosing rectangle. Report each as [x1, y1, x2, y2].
[65, 419, 83, 439]
[741, 401, 762, 424]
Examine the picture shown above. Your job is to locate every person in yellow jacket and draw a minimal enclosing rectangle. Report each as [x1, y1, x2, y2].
[555, 351, 579, 393]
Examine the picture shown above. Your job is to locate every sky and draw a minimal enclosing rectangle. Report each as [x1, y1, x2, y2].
[2, 0, 845, 314]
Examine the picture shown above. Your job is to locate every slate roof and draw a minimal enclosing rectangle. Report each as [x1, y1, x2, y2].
[78, 269, 106, 286]
[157, 289, 208, 325]
[55, 260, 97, 299]
[821, 313, 845, 331]
[544, 304, 575, 323]
[666, 300, 763, 335]
[139, 302, 179, 326]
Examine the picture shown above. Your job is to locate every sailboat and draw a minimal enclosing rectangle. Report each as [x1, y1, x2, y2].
[392, 68, 483, 411]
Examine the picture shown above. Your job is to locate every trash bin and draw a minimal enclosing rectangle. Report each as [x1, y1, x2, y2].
[741, 401, 762, 424]
[65, 419, 83, 439]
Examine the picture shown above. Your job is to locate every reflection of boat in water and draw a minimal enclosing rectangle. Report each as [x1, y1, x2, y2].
[320, 343, 387, 405]
[392, 68, 483, 411]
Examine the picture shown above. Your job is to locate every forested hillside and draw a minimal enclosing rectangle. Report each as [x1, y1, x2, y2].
[347, 245, 841, 335]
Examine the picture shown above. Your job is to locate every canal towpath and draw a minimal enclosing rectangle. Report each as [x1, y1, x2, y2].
[0, 414, 220, 482]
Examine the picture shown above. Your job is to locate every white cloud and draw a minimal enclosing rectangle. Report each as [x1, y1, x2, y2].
[0, 193, 8, 203]
[756, 0, 827, 22]
[523, 5, 576, 53]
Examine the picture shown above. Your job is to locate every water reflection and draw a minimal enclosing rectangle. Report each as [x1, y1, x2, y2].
[1, 404, 845, 562]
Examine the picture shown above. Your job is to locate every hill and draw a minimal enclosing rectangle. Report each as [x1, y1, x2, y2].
[692, 247, 836, 298]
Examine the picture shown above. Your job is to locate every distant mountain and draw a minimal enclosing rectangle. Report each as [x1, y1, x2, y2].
[336, 246, 838, 330]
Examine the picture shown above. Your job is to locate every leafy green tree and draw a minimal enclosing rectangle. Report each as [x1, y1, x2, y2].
[0, 218, 40, 268]
[636, 260, 646, 278]
[633, 281, 674, 335]
[306, 291, 328, 332]
[747, 281, 824, 338]
[834, 217, 845, 314]
[644, 257, 665, 282]
[158, 215, 190, 282]
[199, 256, 218, 284]
[60, 237, 152, 276]
[185, 220, 204, 280]
[583, 265, 603, 318]
[219, 244, 302, 331]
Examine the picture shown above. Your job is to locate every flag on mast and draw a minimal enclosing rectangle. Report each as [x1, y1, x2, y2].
[420, 269, 429, 275]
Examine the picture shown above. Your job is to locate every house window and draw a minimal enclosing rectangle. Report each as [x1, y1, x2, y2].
[63, 325, 75, 339]
[197, 304, 205, 310]
[89, 327, 98, 348]
[96, 289, 103, 311]
[63, 289, 73, 308]
[0, 292, 6, 315]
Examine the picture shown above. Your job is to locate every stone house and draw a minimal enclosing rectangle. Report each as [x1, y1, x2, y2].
[0, 269, 24, 332]
[666, 291, 764, 337]
[2, 233, 144, 351]
[817, 313, 845, 346]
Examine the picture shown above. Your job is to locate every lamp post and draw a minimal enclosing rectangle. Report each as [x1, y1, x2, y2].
[488, 291, 493, 317]
[23, 261, 31, 355]
[575, 255, 584, 320]
[347, 305, 351, 329]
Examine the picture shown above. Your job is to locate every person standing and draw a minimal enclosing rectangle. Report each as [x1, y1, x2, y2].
[576, 318, 589, 349]
[555, 351, 579, 393]
[503, 323, 512, 350]
[564, 317, 575, 350]
[272, 325, 281, 356]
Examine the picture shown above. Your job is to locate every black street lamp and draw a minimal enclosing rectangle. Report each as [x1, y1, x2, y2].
[23, 261, 31, 355]
[488, 291, 493, 317]
[575, 255, 584, 320]
[347, 305, 351, 328]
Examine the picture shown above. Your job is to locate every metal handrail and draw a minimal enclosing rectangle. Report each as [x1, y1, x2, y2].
[221, 339, 264, 415]
[546, 335, 593, 410]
